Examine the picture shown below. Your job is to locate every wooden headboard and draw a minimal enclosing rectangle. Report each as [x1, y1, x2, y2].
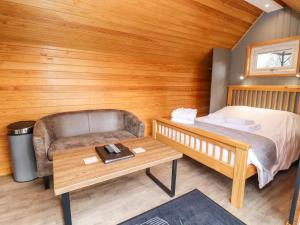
[227, 85, 300, 114]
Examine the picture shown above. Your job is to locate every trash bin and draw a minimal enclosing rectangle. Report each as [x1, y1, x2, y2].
[7, 121, 37, 182]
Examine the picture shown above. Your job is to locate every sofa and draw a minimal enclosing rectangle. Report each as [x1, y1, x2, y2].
[33, 109, 144, 187]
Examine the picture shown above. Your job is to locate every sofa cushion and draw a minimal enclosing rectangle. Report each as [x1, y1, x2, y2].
[47, 130, 136, 161]
[88, 110, 125, 133]
[45, 111, 90, 139]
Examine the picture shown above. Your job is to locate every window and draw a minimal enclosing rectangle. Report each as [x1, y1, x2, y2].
[245, 37, 300, 77]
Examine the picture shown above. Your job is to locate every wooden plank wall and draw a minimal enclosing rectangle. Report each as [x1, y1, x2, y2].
[0, 0, 261, 175]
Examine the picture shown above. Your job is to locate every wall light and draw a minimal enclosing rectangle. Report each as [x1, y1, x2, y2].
[296, 73, 300, 78]
[239, 75, 245, 80]
[245, 0, 283, 13]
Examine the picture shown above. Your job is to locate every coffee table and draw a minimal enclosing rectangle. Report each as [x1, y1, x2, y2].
[53, 137, 183, 225]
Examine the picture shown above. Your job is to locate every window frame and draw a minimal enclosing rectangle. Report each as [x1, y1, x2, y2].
[244, 36, 300, 77]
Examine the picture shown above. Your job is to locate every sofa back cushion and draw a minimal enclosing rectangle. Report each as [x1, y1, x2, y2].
[88, 110, 125, 133]
[45, 111, 90, 139]
[42, 109, 126, 139]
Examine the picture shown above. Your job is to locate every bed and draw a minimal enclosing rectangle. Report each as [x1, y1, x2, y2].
[152, 85, 300, 208]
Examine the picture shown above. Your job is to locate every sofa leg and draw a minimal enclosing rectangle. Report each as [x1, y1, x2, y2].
[43, 176, 50, 190]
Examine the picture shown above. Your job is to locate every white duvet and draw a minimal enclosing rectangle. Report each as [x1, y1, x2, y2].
[200, 106, 300, 188]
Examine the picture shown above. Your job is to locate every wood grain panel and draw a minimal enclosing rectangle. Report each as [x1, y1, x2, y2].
[0, 0, 261, 175]
[281, 0, 300, 12]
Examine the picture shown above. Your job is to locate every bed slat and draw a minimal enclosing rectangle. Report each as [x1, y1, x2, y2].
[258, 91, 262, 108]
[286, 92, 290, 111]
[292, 93, 296, 112]
[274, 92, 278, 110]
[254, 90, 257, 106]
[268, 92, 272, 109]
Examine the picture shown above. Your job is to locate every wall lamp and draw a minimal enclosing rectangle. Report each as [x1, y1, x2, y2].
[240, 73, 300, 79]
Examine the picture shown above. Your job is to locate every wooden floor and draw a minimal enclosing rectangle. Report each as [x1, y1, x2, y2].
[0, 157, 296, 225]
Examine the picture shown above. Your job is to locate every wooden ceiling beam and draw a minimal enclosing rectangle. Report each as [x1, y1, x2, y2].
[273, 0, 286, 7]
[280, 0, 300, 12]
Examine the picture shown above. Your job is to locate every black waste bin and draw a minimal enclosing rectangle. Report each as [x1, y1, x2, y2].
[7, 121, 37, 182]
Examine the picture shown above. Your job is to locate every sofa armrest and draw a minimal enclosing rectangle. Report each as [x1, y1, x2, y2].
[124, 112, 144, 137]
[33, 120, 54, 177]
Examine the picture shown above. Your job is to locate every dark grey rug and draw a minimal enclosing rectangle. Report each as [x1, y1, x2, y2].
[119, 189, 246, 225]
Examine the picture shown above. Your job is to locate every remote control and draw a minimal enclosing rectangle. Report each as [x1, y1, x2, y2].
[105, 144, 121, 154]
[105, 144, 115, 153]
[110, 144, 121, 153]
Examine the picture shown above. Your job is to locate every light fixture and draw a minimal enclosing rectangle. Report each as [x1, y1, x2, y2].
[296, 73, 300, 78]
[244, 0, 283, 13]
[239, 75, 245, 80]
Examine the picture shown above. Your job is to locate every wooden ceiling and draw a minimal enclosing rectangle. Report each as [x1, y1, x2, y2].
[280, 0, 300, 12]
[0, 0, 262, 54]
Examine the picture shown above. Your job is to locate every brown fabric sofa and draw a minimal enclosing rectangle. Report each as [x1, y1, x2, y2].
[33, 109, 144, 181]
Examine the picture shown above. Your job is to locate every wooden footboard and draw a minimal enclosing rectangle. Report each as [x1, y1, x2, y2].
[153, 118, 256, 208]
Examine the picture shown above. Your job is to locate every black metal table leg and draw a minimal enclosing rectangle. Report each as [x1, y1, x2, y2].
[43, 176, 50, 190]
[62, 193, 72, 225]
[146, 160, 177, 197]
[170, 160, 177, 196]
[289, 162, 300, 225]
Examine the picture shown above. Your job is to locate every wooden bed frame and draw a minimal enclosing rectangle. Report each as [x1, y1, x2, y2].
[153, 85, 300, 208]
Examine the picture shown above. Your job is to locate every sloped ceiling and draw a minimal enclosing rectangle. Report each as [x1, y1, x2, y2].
[0, 0, 262, 55]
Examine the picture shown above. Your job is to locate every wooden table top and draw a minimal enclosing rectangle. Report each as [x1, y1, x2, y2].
[53, 137, 182, 195]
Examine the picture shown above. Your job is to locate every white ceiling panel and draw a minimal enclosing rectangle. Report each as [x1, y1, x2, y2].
[245, 0, 283, 12]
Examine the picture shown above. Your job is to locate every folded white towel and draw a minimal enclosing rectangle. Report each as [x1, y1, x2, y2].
[198, 116, 261, 132]
[206, 115, 226, 124]
[171, 108, 197, 121]
[171, 117, 195, 124]
[207, 114, 255, 125]
[224, 117, 254, 125]
[197, 116, 224, 126]
[224, 123, 261, 132]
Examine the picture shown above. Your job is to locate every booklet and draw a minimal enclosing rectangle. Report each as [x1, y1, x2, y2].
[95, 143, 134, 164]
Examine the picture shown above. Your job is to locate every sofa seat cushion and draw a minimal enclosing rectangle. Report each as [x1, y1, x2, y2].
[47, 130, 136, 161]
